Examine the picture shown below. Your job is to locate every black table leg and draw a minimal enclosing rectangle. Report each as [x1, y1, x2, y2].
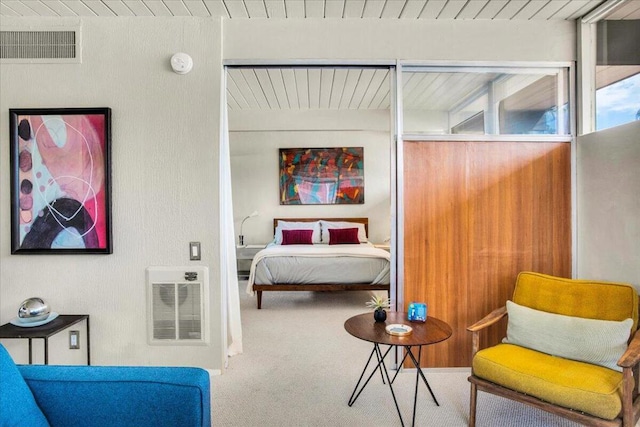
[44, 338, 49, 365]
[28, 338, 33, 364]
[348, 344, 394, 407]
[405, 345, 439, 406]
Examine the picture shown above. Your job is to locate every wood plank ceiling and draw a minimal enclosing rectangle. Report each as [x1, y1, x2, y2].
[3, 0, 639, 111]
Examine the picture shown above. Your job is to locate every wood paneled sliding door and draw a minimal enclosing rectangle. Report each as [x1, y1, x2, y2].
[403, 141, 571, 367]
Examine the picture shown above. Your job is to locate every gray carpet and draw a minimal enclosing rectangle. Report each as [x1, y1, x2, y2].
[210, 284, 584, 426]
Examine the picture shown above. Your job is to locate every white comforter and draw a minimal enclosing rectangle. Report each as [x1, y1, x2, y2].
[246, 243, 391, 295]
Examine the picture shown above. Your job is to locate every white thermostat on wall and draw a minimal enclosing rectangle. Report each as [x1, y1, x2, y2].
[170, 53, 193, 74]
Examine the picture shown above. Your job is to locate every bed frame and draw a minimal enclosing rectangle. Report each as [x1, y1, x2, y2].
[252, 217, 390, 309]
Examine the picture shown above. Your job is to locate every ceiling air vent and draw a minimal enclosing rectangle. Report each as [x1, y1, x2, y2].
[0, 28, 81, 63]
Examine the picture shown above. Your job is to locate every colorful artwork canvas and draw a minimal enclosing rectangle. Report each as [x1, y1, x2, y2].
[10, 108, 112, 254]
[279, 147, 364, 205]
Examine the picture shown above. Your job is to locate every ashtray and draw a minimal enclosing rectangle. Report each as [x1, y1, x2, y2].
[385, 323, 413, 336]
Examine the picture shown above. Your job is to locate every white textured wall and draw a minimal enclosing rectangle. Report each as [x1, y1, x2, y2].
[0, 17, 224, 369]
[577, 120, 640, 287]
[224, 19, 575, 61]
[229, 109, 391, 244]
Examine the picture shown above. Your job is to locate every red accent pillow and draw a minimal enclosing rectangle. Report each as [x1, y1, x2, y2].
[328, 228, 360, 245]
[281, 229, 314, 245]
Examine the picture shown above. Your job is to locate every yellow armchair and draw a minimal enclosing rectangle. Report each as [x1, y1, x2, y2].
[467, 272, 640, 427]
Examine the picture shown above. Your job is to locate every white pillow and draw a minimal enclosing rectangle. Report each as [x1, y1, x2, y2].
[320, 220, 367, 243]
[274, 221, 321, 245]
[503, 300, 633, 372]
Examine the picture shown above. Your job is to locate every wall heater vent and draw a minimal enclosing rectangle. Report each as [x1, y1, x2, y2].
[0, 28, 81, 63]
[146, 266, 209, 346]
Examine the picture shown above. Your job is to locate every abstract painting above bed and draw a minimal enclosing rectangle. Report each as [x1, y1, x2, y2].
[248, 218, 390, 309]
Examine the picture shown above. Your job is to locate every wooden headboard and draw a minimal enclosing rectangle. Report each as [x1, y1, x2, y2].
[273, 217, 368, 237]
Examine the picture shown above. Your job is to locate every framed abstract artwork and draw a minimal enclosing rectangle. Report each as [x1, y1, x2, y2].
[279, 147, 364, 205]
[9, 108, 113, 254]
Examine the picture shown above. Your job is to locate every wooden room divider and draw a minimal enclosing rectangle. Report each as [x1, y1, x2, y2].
[403, 140, 571, 367]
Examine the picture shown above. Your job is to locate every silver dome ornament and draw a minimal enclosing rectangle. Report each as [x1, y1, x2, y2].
[18, 297, 51, 323]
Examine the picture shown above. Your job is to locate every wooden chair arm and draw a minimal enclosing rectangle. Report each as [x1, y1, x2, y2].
[468, 306, 507, 357]
[618, 329, 640, 369]
[467, 306, 507, 333]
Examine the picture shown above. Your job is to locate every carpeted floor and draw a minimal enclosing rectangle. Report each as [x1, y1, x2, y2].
[210, 284, 584, 426]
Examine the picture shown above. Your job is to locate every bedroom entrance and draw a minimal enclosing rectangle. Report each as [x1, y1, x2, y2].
[223, 64, 396, 329]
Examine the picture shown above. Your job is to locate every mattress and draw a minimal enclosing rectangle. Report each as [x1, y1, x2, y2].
[246, 243, 390, 295]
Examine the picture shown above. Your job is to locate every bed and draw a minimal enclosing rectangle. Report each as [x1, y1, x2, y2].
[247, 218, 391, 309]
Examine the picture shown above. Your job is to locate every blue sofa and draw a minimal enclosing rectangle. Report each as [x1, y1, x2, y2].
[0, 344, 211, 427]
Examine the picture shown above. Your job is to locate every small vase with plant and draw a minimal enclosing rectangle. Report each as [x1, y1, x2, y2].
[366, 295, 391, 322]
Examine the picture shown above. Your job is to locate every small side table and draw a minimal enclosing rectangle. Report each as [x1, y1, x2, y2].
[344, 312, 452, 427]
[0, 314, 90, 365]
[236, 244, 266, 279]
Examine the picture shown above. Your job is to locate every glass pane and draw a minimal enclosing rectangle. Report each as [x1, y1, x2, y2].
[402, 68, 569, 136]
[596, 70, 640, 131]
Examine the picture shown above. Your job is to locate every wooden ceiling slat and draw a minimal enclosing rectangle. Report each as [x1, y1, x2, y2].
[223, 0, 248, 17]
[560, 0, 598, 20]
[226, 73, 252, 109]
[263, 0, 285, 18]
[141, 0, 171, 15]
[438, 0, 468, 19]
[324, 0, 344, 18]
[203, 0, 230, 17]
[329, 68, 348, 109]
[84, 1, 117, 16]
[339, 69, 362, 109]
[242, 69, 271, 108]
[343, 0, 365, 18]
[399, 0, 426, 19]
[307, 68, 322, 109]
[606, 1, 640, 19]
[318, 68, 334, 109]
[21, 0, 59, 15]
[493, 0, 528, 19]
[362, 0, 385, 18]
[533, 0, 571, 20]
[474, 0, 509, 19]
[59, 1, 97, 15]
[368, 70, 390, 109]
[294, 68, 309, 109]
[304, 0, 324, 18]
[102, 1, 135, 16]
[281, 69, 299, 109]
[3, 0, 37, 14]
[183, 0, 210, 16]
[244, 0, 267, 17]
[267, 69, 290, 109]
[163, 0, 191, 16]
[349, 68, 375, 108]
[358, 68, 388, 108]
[254, 69, 280, 109]
[0, 3, 20, 14]
[123, 0, 153, 15]
[418, 0, 447, 19]
[456, 0, 489, 19]
[284, 0, 304, 17]
[512, 0, 550, 19]
[228, 69, 261, 108]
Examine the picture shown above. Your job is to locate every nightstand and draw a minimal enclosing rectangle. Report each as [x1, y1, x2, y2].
[236, 244, 266, 280]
